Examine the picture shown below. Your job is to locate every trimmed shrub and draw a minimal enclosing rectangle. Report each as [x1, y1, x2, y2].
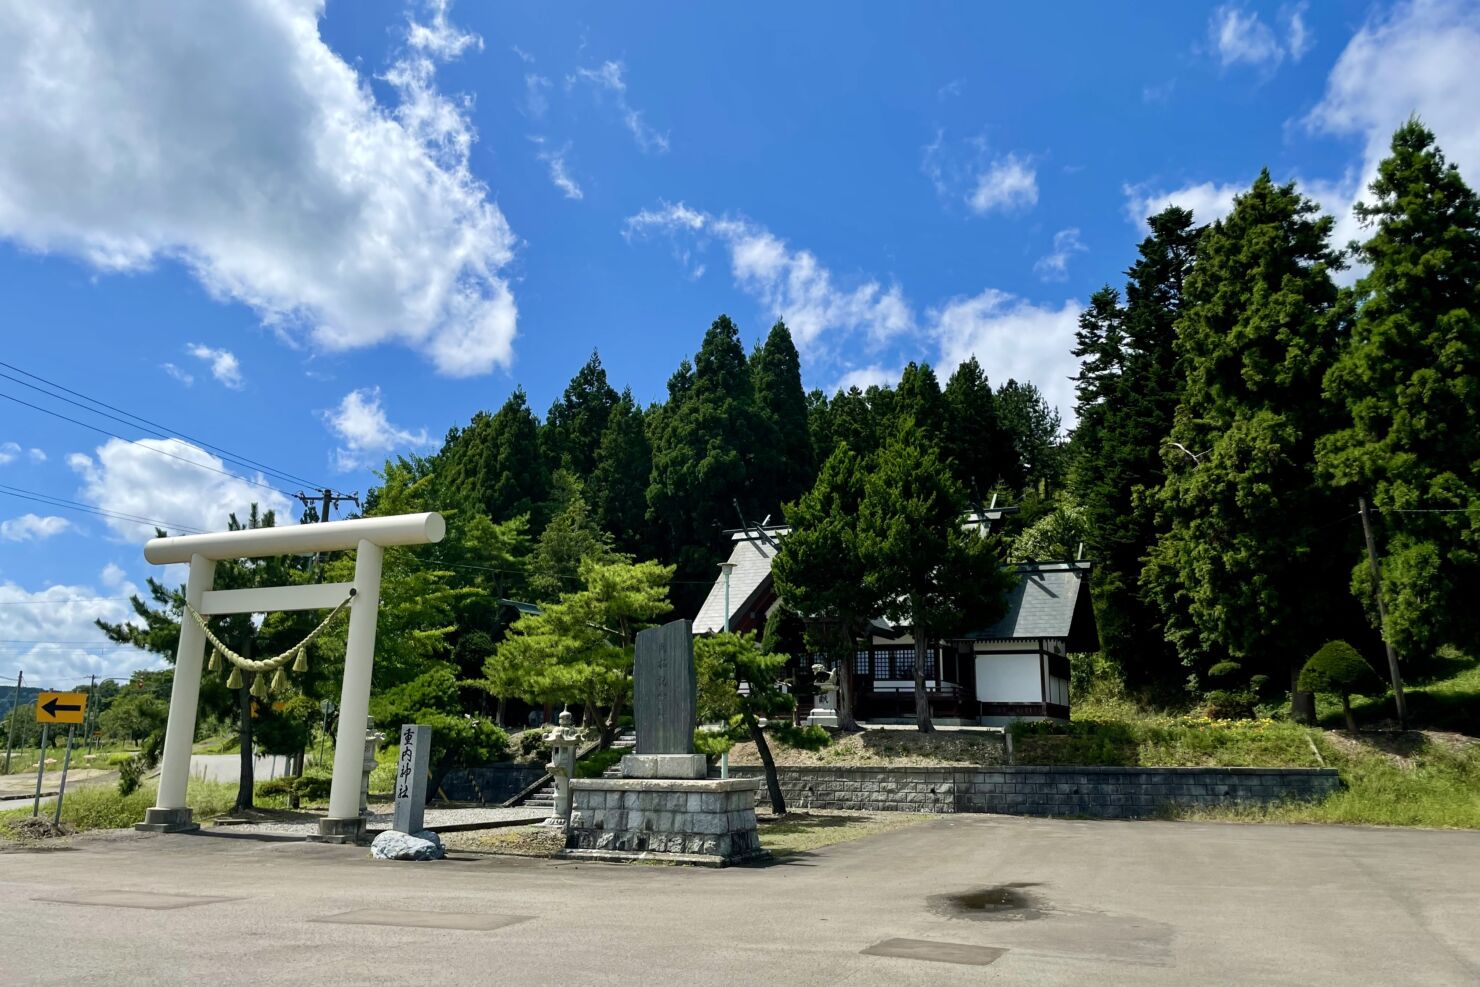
[768, 723, 832, 751]
[1299, 640, 1378, 732]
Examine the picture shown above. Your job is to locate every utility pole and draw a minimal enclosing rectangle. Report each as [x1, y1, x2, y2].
[295, 488, 360, 525]
[1359, 495, 1408, 730]
[85, 674, 96, 754]
[3, 669, 20, 772]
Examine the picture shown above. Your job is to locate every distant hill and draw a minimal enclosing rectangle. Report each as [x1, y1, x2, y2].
[0, 685, 44, 718]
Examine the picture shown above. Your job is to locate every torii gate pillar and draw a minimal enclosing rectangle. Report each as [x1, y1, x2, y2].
[135, 513, 444, 840]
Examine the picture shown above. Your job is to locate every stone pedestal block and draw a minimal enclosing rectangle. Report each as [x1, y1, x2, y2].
[134, 806, 199, 834]
[561, 777, 766, 866]
[310, 815, 368, 844]
[620, 753, 708, 779]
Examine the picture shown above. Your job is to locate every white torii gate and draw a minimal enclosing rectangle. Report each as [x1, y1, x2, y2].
[135, 512, 445, 841]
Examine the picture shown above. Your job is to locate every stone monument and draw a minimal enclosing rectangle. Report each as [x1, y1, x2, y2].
[392, 723, 432, 834]
[563, 618, 766, 866]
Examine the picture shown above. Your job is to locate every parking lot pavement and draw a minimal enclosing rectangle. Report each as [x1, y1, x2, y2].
[1, 814, 1477, 986]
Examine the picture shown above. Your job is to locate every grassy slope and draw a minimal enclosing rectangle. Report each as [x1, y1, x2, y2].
[0, 778, 244, 837]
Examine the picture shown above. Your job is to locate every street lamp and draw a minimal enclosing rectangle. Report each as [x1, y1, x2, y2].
[718, 561, 737, 633]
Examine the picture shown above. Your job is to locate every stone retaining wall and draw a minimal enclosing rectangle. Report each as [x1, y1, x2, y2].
[440, 764, 545, 803]
[727, 764, 1340, 819]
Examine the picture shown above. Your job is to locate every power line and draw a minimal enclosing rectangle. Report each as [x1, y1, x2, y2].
[0, 482, 207, 534]
[0, 360, 327, 491]
[0, 389, 298, 499]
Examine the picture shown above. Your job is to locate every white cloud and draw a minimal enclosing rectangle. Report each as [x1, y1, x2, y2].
[524, 73, 552, 118]
[530, 137, 583, 200]
[27, 448, 45, 463]
[405, 0, 481, 60]
[833, 365, 900, 393]
[0, 442, 19, 465]
[931, 290, 1082, 429]
[186, 343, 244, 390]
[572, 61, 669, 153]
[625, 203, 913, 351]
[1209, 4, 1311, 69]
[0, 1, 519, 378]
[968, 155, 1039, 214]
[0, 578, 155, 685]
[162, 362, 195, 386]
[69, 437, 293, 541]
[99, 562, 128, 588]
[1123, 180, 1244, 228]
[322, 387, 432, 472]
[1305, 0, 1480, 253]
[511, 45, 535, 64]
[1034, 228, 1087, 281]
[0, 514, 72, 542]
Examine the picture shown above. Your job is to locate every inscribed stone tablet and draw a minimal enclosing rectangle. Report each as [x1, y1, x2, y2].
[633, 618, 696, 755]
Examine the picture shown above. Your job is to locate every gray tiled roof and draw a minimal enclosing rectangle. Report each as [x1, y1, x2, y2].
[964, 564, 1089, 641]
[692, 537, 777, 634]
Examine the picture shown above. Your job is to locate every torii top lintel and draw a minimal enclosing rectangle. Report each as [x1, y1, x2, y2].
[143, 512, 445, 565]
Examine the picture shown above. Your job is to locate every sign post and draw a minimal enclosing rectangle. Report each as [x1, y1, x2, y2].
[392, 724, 431, 834]
[53, 726, 76, 826]
[34, 693, 87, 821]
[31, 723, 47, 818]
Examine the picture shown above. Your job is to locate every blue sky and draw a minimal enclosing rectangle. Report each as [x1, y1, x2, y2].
[2, 0, 1477, 685]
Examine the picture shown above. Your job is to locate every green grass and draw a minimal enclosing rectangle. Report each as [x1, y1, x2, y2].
[2, 744, 136, 776]
[1177, 732, 1480, 829]
[1327, 648, 1480, 734]
[1012, 709, 1322, 768]
[0, 777, 243, 836]
[574, 747, 624, 779]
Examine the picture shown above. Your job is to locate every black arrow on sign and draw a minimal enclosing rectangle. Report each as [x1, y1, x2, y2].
[42, 697, 81, 717]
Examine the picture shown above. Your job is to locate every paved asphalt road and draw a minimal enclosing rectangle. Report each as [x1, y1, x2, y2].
[187, 753, 294, 784]
[1, 815, 1476, 986]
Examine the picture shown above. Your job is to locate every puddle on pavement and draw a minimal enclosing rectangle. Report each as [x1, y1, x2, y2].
[928, 882, 1045, 921]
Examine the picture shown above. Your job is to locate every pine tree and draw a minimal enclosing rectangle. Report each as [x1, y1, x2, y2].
[750, 321, 815, 519]
[943, 356, 1006, 500]
[1318, 120, 1480, 665]
[590, 388, 653, 557]
[1143, 172, 1357, 704]
[529, 472, 622, 601]
[543, 351, 619, 477]
[857, 421, 1015, 732]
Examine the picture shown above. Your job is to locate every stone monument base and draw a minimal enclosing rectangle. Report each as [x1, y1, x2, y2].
[620, 753, 708, 779]
[806, 707, 839, 728]
[134, 807, 199, 834]
[560, 777, 767, 867]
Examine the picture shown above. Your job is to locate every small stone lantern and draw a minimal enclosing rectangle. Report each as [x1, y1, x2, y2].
[359, 716, 384, 818]
[543, 708, 582, 828]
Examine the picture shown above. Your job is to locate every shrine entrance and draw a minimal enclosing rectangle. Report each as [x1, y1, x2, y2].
[135, 512, 445, 841]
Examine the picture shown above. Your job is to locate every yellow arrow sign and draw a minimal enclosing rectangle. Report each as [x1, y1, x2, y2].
[36, 692, 87, 725]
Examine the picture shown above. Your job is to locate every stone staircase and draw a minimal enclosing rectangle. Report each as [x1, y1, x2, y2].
[519, 729, 635, 812]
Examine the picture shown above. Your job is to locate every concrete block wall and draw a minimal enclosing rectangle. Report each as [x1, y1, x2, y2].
[728, 764, 1340, 819]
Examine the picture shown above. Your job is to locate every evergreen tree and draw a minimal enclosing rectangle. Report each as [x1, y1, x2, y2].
[543, 351, 619, 477]
[694, 631, 794, 814]
[590, 388, 653, 556]
[750, 321, 815, 518]
[996, 379, 1064, 491]
[943, 356, 1006, 500]
[893, 361, 947, 440]
[1318, 121, 1480, 665]
[771, 444, 875, 730]
[440, 389, 550, 525]
[857, 422, 1015, 732]
[1071, 207, 1198, 687]
[529, 472, 622, 601]
[1143, 172, 1357, 705]
[646, 315, 764, 612]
